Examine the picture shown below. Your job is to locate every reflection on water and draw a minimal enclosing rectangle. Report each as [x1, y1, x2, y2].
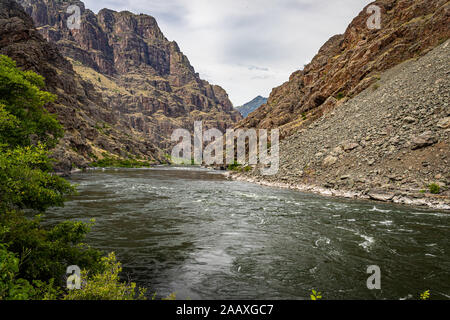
[45, 167, 450, 300]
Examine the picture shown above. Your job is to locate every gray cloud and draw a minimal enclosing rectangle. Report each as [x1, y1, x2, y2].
[83, 0, 372, 106]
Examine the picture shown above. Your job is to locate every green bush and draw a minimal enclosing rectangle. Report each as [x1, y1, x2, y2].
[0, 54, 73, 213]
[0, 243, 34, 300]
[227, 161, 242, 171]
[428, 183, 441, 194]
[64, 252, 146, 300]
[0, 55, 146, 300]
[0, 244, 61, 300]
[0, 211, 104, 294]
[0, 55, 63, 148]
[335, 92, 346, 100]
[0, 144, 75, 212]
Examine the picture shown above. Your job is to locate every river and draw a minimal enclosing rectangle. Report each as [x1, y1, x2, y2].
[45, 167, 450, 300]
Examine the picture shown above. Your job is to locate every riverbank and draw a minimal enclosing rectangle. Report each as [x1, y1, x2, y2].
[227, 172, 450, 211]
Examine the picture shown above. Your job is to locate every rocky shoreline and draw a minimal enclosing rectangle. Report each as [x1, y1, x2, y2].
[227, 172, 450, 211]
[56, 165, 450, 210]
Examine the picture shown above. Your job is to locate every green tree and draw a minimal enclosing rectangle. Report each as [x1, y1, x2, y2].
[0, 144, 74, 212]
[0, 212, 104, 287]
[0, 55, 146, 300]
[0, 55, 63, 148]
[0, 54, 74, 212]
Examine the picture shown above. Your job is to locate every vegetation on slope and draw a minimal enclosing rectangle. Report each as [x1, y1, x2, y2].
[90, 155, 153, 168]
[0, 55, 146, 300]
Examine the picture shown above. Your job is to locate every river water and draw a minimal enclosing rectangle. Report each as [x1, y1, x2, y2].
[45, 167, 450, 300]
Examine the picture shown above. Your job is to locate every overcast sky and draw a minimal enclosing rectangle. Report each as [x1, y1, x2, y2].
[83, 0, 373, 106]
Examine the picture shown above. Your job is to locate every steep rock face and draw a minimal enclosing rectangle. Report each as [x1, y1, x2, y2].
[234, 40, 450, 209]
[0, 0, 163, 172]
[236, 96, 268, 118]
[238, 0, 449, 137]
[18, 0, 242, 152]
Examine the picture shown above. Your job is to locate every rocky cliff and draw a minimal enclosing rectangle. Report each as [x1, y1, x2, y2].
[18, 0, 241, 151]
[238, 0, 449, 139]
[3, 0, 241, 171]
[232, 40, 449, 209]
[0, 0, 168, 172]
[230, 0, 450, 209]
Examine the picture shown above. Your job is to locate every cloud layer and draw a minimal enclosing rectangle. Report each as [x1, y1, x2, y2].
[83, 0, 372, 106]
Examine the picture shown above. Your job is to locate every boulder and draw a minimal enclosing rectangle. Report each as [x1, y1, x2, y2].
[437, 117, 450, 129]
[323, 155, 338, 167]
[343, 142, 359, 152]
[411, 131, 438, 150]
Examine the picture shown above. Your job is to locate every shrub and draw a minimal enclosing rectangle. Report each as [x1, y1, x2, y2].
[0, 244, 62, 300]
[428, 183, 441, 194]
[0, 55, 63, 148]
[0, 244, 34, 300]
[335, 92, 346, 100]
[0, 55, 146, 300]
[0, 144, 75, 212]
[310, 289, 323, 300]
[162, 292, 177, 300]
[227, 161, 242, 171]
[420, 290, 430, 300]
[0, 212, 104, 288]
[64, 252, 146, 300]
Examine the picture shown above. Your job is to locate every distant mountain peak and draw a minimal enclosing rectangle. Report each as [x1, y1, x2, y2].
[236, 96, 268, 118]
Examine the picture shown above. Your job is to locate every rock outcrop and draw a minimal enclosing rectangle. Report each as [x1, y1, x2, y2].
[233, 39, 450, 209]
[2, 0, 241, 171]
[238, 0, 449, 139]
[18, 0, 241, 151]
[229, 0, 449, 209]
[0, 0, 166, 172]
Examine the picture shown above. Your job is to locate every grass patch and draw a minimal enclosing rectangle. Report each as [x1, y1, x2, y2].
[95, 122, 111, 135]
[90, 156, 152, 168]
[227, 161, 242, 171]
[69, 58, 129, 95]
[227, 164, 251, 173]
